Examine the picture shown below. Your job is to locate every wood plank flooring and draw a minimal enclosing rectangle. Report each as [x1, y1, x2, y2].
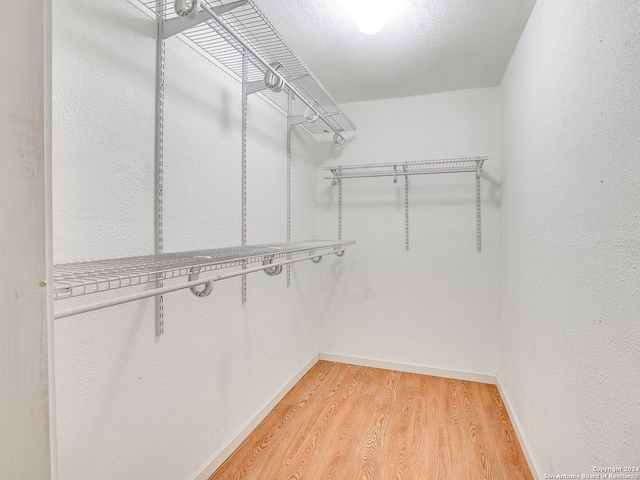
[210, 361, 533, 480]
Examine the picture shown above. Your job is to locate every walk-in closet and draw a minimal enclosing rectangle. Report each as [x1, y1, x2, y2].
[2, 0, 639, 479]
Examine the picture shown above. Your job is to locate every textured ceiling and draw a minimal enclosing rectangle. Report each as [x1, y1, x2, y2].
[254, 0, 536, 104]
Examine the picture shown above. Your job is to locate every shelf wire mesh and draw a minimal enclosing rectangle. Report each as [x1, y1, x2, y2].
[324, 157, 487, 179]
[53, 240, 355, 300]
[138, 0, 356, 135]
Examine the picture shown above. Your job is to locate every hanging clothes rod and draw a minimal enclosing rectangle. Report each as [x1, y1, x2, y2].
[54, 248, 348, 320]
[54, 240, 354, 300]
[196, 1, 346, 144]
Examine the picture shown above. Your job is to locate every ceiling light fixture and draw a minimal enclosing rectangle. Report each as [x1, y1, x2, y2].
[346, 0, 389, 35]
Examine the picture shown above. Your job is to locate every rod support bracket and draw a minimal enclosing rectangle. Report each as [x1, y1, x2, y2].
[264, 62, 285, 93]
[263, 256, 283, 276]
[188, 266, 213, 298]
[164, 0, 249, 39]
[175, 0, 200, 19]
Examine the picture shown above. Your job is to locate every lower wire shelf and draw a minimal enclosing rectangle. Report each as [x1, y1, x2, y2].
[53, 240, 355, 319]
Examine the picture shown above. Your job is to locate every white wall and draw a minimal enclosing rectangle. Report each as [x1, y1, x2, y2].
[0, 0, 54, 478]
[499, 0, 640, 476]
[316, 88, 501, 376]
[52, 1, 320, 479]
[51, 0, 640, 477]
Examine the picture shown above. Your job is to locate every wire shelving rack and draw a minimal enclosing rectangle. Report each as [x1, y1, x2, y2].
[53, 240, 355, 319]
[131, 0, 358, 334]
[324, 158, 486, 180]
[138, 0, 356, 139]
[324, 157, 487, 253]
[79, 0, 360, 333]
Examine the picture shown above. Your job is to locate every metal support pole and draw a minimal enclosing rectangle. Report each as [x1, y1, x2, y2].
[287, 93, 292, 288]
[476, 171, 481, 253]
[404, 166, 409, 251]
[338, 168, 343, 241]
[241, 53, 248, 303]
[154, 1, 166, 336]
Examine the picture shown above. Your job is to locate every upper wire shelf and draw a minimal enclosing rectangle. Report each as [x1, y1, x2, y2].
[324, 157, 487, 181]
[138, 0, 356, 137]
[323, 157, 487, 252]
[53, 240, 354, 301]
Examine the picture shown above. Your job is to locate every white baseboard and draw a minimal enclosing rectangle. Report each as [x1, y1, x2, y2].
[319, 352, 497, 385]
[191, 352, 320, 480]
[496, 375, 541, 480]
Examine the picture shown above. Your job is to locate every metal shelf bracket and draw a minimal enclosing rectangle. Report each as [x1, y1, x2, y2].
[245, 79, 267, 95]
[289, 115, 309, 126]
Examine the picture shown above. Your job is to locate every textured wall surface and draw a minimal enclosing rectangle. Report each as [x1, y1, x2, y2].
[499, 0, 640, 475]
[52, 0, 321, 478]
[316, 88, 501, 376]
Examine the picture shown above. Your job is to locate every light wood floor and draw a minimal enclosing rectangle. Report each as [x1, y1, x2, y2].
[210, 361, 533, 480]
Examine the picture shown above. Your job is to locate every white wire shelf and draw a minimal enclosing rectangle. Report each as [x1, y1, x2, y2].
[324, 157, 487, 253]
[54, 240, 354, 301]
[138, 0, 356, 137]
[324, 157, 487, 180]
